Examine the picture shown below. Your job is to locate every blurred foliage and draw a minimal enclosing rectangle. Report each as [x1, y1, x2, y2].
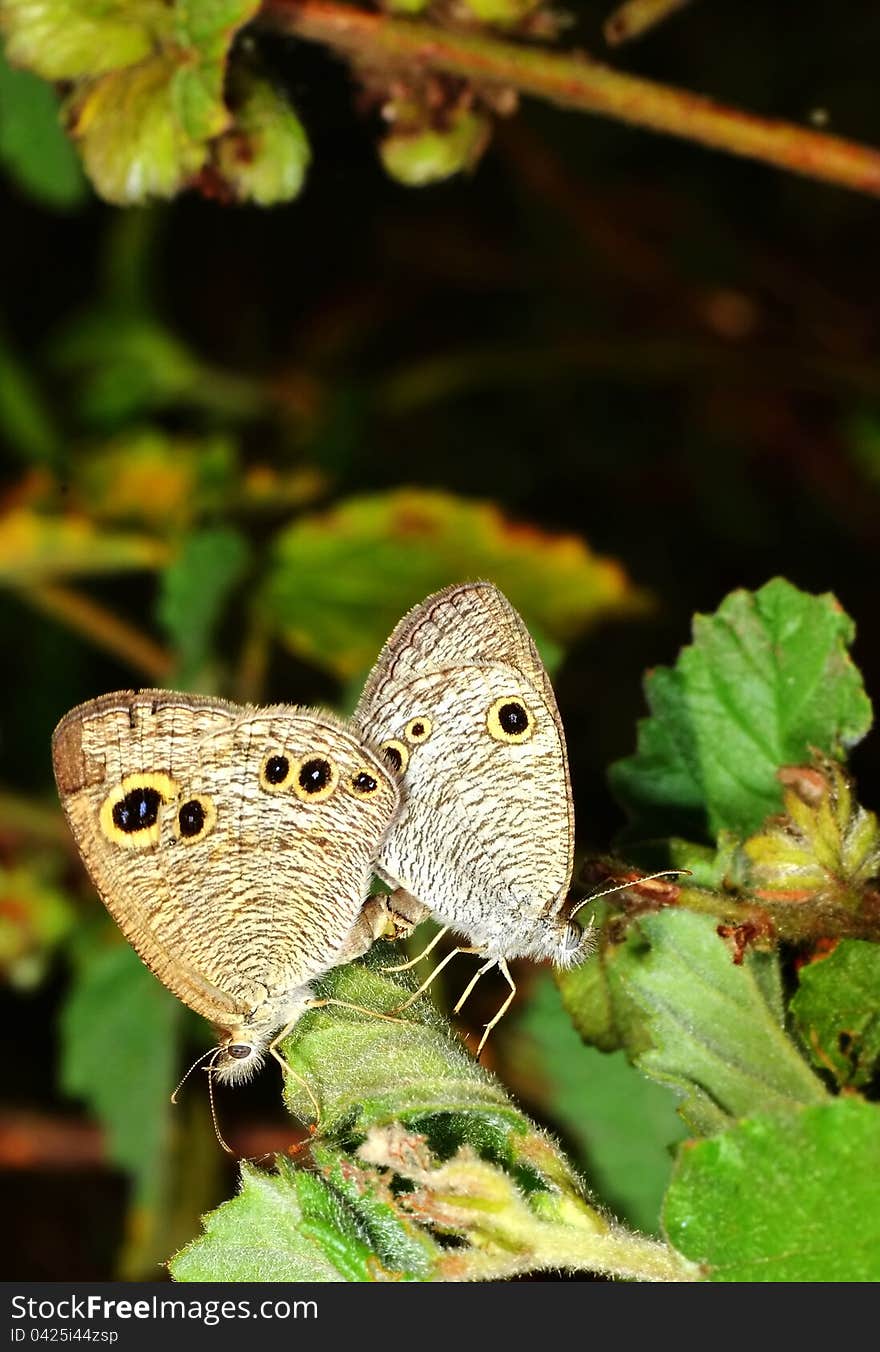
[1, 0, 880, 1284]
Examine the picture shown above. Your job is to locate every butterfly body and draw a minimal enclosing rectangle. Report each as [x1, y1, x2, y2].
[53, 689, 400, 1084]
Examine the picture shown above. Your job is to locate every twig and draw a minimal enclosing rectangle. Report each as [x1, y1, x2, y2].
[261, 0, 880, 198]
[18, 583, 174, 681]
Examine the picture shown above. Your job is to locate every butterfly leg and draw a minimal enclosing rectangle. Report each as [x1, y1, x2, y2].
[392, 946, 479, 1012]
[452, 956, 497, 1014]
[382, 924, 449, 973]
[475, 960, 517, 1055]
[304, 997, 405, 1025]
[268, 1024, 322, 1124]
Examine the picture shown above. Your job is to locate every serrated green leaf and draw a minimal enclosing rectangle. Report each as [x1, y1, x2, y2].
[60, 940, 180, 1193]
[213, 73, 310, 205]
[157, 527, 249, 680]
[557, 913, 654, 1055]
[281, 953, 524, 1142]
[0, 47, 88, 207]
[513, 976, 686, 1233]
[312, 1146, 438, 1278]
[262, 488, 643, 679]
[664, 1100, 880, 1281]
[170, 1160, 353, 1281]
[610, 578, 872, 841]
[791, 940, 880, 1088]
[623, 910, 828, 1132]
[68, 56, 207, 205]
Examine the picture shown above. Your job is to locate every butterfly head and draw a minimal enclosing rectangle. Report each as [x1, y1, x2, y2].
[212, 1034, 267, 1086]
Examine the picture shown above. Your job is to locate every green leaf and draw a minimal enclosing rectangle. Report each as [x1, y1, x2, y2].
[0, 508, 168, 584]
[60, 939, 180, 1198]
[664, 1100, 880, 1281]
[170, 1160, 362, 1281]
[513, 976, 686, 1233]
[0, 859, 76, 987]
[157, 527, 249, 680]
[791, 940, 880, 1089]
[68, 56, 208, 205]
[0, 47, 88, 207]
[72, 430, 237, 529]
[0, 0, 158, 80]
[610, 578, 872, 841]
[213, 73, 311, 205]
[262, 488, 644, 678]
[0, 328, 61, 463]
[281, 953, 525, 1143]
[557, 912, 654, 1055]
[624, 911, 828, 1132]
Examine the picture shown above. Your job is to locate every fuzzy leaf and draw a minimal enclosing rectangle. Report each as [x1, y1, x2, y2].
[262, 488, 643, 678]
[627, 911, 828, 1131]
[170, 1160, 364, 1281]
[791, 940, 880, 1089]
[664, 1100, 880, 1281]
[741, 759, 880, 913]
[610, 579, 872, 841]
[513, 976, 686, 1233]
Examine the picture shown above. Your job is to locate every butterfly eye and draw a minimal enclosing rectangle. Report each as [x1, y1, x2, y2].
[351, 770, 380, 796]
[260, 753, 291, 792]
[380, 740, 410, 774]
[174, 794, 216, 842]
[293, 756, 339, 802]
[226, 1043, 252, 1060]
[486, 696, 534, 744]
[404, 716, 433, 745]
[100, 772, 179, 849]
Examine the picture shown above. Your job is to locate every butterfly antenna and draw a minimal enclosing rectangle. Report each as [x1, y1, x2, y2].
[567, 869, 692, 922]
[171, 1045, 219, 1104]
[206, 1055, 236, 1156]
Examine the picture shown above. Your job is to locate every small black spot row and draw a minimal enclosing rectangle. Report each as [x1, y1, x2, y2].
[499, 701, 529, 735]
[112, 787, 162, 834]
[299, 757, 332, 793]
[353, 771, 378, 794]
[178, 799, 206, 838]
[264, 754, 290, 784]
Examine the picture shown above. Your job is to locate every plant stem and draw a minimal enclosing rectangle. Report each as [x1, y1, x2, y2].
[19, 583, 174, 681]
[261, 0, 880, 198]
[446, 1224, 702, 1282]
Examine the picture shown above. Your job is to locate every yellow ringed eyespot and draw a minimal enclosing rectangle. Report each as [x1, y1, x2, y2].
[486, 696, 534, 744]
[404, 716, 433, 745]
[380, 740, 409, 774]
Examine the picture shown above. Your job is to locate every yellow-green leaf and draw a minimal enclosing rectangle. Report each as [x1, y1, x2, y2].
[213, 73, 311, 205]
[262, 489, 644, 678]
[0, 508, 168, 584]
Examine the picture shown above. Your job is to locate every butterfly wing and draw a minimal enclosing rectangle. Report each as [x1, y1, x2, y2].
[354, 584, 574, 957]
[53, 690, 400, 1035]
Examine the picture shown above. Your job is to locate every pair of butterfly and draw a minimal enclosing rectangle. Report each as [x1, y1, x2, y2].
[52, 582, 641, 1109]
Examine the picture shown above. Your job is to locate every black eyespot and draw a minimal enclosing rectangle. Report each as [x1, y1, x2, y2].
[264, 755, 290, 785]
[227, 1043, 251, 1060]
[112, 787, 161, 834]
[352, 771, 378, 794]
[382, 743, 405, 772]
[177, 799, 205, 838]
[410, 722, 424, 738]
[299, 757, 332, 793]
[499, 701, 529, 735]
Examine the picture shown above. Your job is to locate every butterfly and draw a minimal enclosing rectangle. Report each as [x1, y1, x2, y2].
[52, 689, 403, 1104]
[354, 581, 593, 1048]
